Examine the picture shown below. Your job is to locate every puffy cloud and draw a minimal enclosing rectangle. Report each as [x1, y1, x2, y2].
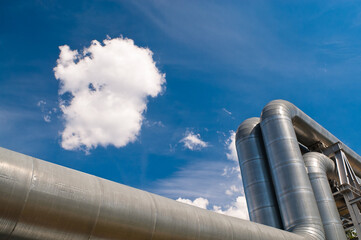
[226, 131, 238, 162]
[54, 37, 165, 151]
[213, 196, 249, 219]
[37, 100, 46, 107]
[176, 196, 248, 219]
[154, 130, 248, 220]
[225, 184, 241, 196]
[180, 131, 208, 150]
[37, 100, 55, 123]
[43, 115, 51, 123]
[176, 197, 209, 209]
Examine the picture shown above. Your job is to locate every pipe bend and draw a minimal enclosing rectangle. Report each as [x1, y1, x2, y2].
[260, 101, 325, 240]
[303, 152, 336, 176]
[303, 152, 346, 240]
[260, 99, 361, 178]
[236, 117, 283, 228]
[260, 99, 297, 120]
[235, 117, 261, 142]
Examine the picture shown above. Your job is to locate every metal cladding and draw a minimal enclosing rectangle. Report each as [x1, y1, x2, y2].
[0, 147, 304, 240]
[0, 99, 360, 240]
[261, 99, 361, 177]
[235, 117, 282, 228]
[260, 105, 325, 239]
[303, 152, 346, 240]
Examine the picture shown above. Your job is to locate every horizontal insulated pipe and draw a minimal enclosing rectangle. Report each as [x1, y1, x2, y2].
[0, 147, 305, 240]
[303, 152, 346, 240]
[261, 103, 325, 240]
[236, 117, 282, 229]
[261, 100, 361, 177]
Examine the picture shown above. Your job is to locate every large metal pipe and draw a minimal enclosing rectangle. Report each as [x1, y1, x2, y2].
[303, 152, 346, 240]
[260, 103, 325, 239]
[235, 117, 282, 228]
[261, 99, 361, 177]
[0, 147, 306, 240]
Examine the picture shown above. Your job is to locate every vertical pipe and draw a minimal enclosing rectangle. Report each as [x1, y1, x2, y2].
[303, 152, 346, 240]
[261, 102, 325, 240]
[236, 118, 282, 228]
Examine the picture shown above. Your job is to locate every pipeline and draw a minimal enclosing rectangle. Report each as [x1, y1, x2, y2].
[0, 99, 360, 239]
[0, 147, 303, 240]
[260, 102, 325, 239]
[261, 100, 361, 177]
[235, 117, 282, 228]
[303, 152, 346, 240]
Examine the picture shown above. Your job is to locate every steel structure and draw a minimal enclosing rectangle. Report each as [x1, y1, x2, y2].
[0, 99, 360, 240]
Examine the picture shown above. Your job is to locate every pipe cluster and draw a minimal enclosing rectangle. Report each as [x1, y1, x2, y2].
[0, 99, 357, 240]
[236, 100, 349, 240]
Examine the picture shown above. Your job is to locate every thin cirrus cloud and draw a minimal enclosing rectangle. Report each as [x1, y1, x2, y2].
[155, 131, 249, 220]
[180, 131, 208, 150]
[54, 37, 165, 151]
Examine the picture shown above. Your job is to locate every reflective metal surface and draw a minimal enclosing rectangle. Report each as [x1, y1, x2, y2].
[2, 99, 361, 240]
[304, 152, 346, 240]
[261, 104, 325, 239]
[0, 147, 304, 240]
[236, 117, 282, 228]
[261, 99, 361, 177]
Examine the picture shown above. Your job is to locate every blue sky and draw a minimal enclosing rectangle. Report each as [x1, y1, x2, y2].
[1, 0, 361, 218]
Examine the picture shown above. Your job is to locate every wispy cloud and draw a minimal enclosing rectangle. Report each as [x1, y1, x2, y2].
[152, 130, 248, 219]
[225, 131, 238, 162]
[222, 108, 232, 115]
[225, 184, 242, 196]
[152, 160, 239, 205]
[37, 100, 56, 123]
[176, 197, 209, 209]
[180, 131, 208, 150]
[130, 1, 353, 81]
[54, 37, 165, 152]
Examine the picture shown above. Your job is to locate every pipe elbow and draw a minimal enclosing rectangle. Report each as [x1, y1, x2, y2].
[235, 117, 261, 142]
[303, 152, 336, 177]
[261, 99, 297, 120]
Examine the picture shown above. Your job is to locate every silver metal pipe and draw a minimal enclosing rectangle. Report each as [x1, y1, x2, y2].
[303, 152, 346, 240]
[261, 99, 361, 177]
[0, 147, 305, 240]
[260, 103, 325, 239]
[236, 117, 282, 228]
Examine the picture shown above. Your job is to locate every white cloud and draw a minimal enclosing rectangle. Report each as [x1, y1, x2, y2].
[225, 184, 241, 196]
[222, 108, 232, 115]
[152, 130, 248, 220]
[176, 196, 248, 219]
[213, 196, 249, 219]
[180, 131, 208, 150]
[54, 37, 165, 151]
[176, 197, 209, 209]
[43, 115, 51, 123]
[226, 131, 238, 162]
[37, 100, 56, 123]
[37, 100, 46, 107]
[152, 159, 248, 219]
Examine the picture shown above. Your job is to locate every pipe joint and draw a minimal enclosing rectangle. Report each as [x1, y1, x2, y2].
[304, 152, 336, 177]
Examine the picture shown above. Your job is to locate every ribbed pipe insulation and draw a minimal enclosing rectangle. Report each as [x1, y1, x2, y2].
[235, 117, 282, 228]
[261, 99, 361, 178]
[303, 152, 346, 240]
[261, 103, 325, 240]
[0, 147, 304, 240]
